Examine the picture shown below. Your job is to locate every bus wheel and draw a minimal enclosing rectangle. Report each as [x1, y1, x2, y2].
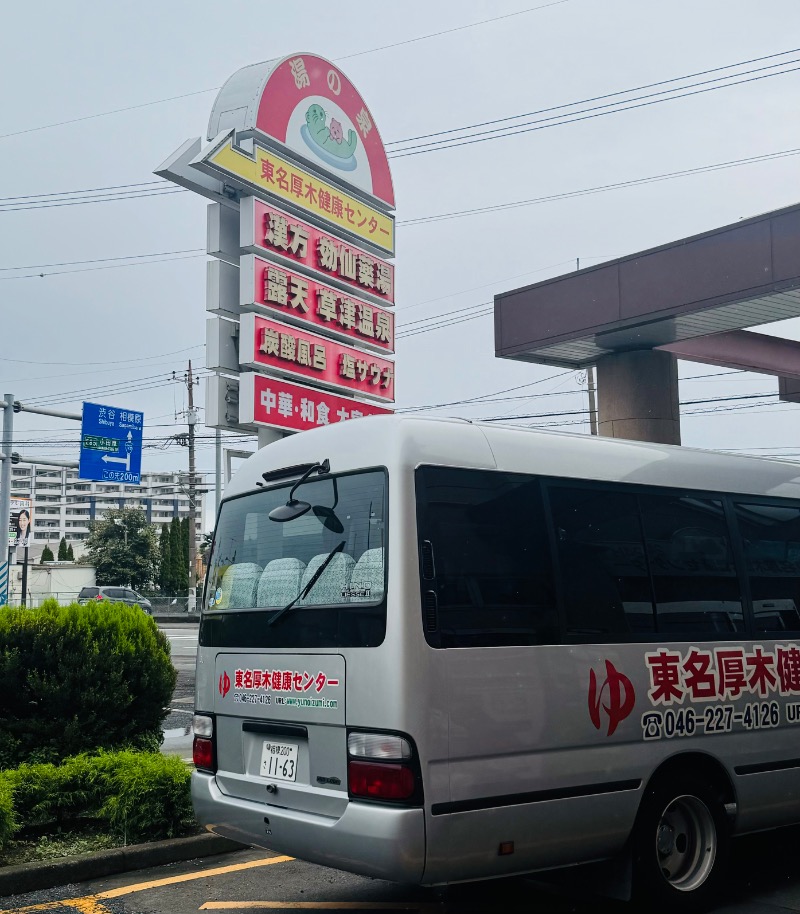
[633, 775, 730, 912]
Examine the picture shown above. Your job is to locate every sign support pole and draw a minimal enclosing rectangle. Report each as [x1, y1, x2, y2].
[215, 430, 222, 515]
[20, 545, 28, 608]
[0, 394, 14, 607]
[187, 362, 198, 613]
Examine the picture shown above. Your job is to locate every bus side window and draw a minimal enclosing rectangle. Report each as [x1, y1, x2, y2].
[415, 467, 558, 648]
[548, 486, 651, 637]
[639, 494, 744, 634]
[734, 502, 800, 633]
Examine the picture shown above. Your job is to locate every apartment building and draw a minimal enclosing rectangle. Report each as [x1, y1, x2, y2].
[10, 465, 204, 559]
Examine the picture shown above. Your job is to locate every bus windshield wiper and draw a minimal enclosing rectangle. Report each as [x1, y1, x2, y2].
[267, 540, 345, 627]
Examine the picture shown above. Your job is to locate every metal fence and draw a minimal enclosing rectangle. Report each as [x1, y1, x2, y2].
[3, 592, 198, 613]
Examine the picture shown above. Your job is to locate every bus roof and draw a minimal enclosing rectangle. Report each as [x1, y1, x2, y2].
[225, 415, 800, 502]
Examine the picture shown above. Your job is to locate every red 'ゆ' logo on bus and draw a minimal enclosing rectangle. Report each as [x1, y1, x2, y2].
[588, 660, 635, 736]
[219, 671, 231, 698]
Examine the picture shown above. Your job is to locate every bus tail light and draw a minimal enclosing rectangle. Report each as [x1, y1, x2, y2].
[347, 730, 422, 805]
[192, 713, 216, 772]
[348, 760, 415, 800]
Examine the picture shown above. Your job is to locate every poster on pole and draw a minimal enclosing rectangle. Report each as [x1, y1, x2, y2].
[9, 496, 32, 548]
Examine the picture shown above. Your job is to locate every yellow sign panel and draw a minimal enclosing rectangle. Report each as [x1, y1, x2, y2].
[208, 139, 395, 255]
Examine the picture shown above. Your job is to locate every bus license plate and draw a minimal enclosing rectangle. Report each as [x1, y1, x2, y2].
[260, 740, 298, 782]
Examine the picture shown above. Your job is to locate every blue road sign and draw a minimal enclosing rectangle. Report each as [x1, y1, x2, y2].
[79, 402, 144, 485]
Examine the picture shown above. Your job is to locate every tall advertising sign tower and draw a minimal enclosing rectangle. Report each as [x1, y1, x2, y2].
[157, 54, 396, 440]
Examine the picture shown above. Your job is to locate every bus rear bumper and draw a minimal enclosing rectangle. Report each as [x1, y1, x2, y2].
[192, 771, 426, 883]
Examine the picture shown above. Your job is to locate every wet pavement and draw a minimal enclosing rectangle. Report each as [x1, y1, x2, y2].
[158, 623, 198, 760]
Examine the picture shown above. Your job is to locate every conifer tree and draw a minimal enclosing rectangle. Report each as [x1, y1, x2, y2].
[57, 536, 69, 561]
[169, 518, 187, 591]
[159, 523, 172, 592]
[41, 544, 54, 563]
[66, 543, 74, 562]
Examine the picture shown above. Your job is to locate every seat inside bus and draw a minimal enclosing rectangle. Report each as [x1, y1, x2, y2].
[348, 548, 385, 602]
[296, 552, 356, 605]
[257, 558, 306, 607]
[217, 562, 263, 608]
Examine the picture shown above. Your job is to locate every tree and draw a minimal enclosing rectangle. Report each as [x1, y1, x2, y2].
[158, 523, 173, 592]
[85, 508, 158, 590]
[40, 545, 54, 563]
[57, 537, 69, 561]
[169, 518, 188, 592]
[66, 543, 74, 562]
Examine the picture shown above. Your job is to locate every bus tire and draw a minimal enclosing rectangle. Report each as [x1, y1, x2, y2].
[632, 774, 730, 913]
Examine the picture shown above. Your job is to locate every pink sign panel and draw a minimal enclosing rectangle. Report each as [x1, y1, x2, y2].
[240, 313, 395, 403]
[255, 54, 395, 207]
[243, 254, 394, 353]
[244, 198, 395, 306]
[239, 372, 391, 433]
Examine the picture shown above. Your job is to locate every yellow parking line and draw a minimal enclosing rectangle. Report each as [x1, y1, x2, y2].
[96, 854, 294, 898]
[0, 901, 110, 914]
[200, 904, 442, 910]
[60, 901, 109, 914]
[0, 855, 293, 914]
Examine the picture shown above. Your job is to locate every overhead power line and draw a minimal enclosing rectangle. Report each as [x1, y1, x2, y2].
[338, 1, 568, 60]
[387, 57, 800, 158]
[3, 137, 800, 277]
[0, 3, 569, 143]
[0, 249, 204, 273]
[386, 46, 800, 149]
[3, 44, 800, 217]
[0, 187, 183, 214]
[399, 146, 800, 226]
[2, 137, 798, 287]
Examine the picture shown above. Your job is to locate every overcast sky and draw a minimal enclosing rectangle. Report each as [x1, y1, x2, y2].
[3, 0, 800, 528]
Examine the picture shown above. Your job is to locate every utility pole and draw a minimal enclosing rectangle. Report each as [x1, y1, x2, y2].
[587, 366, 598, 435]
[174, 363, 199, 612]
[576, 258, 598, 436]
[0, 394, 13, 607]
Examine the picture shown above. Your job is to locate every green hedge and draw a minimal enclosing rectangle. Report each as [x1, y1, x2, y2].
[0, 750, 194, 848]
[0, 600, 176, 768]
[0, 777, 16, 848]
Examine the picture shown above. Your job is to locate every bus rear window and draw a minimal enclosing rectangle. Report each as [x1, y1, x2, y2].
[201, 469, 387, 649]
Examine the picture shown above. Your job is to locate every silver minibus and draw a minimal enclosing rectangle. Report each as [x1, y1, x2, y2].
[193, 415, 800, 910]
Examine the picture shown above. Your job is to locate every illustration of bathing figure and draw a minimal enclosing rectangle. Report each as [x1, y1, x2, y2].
[301, 104, 358, 170]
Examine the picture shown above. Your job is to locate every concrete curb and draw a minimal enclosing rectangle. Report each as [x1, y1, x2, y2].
[152, 613, 200, 623]
[0, 832, 248, 898]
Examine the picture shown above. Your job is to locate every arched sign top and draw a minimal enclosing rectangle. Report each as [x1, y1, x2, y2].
[207, 53, 394, 209]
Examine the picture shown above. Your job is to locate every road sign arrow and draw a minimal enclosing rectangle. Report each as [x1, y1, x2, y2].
[101, 453, 131, 470]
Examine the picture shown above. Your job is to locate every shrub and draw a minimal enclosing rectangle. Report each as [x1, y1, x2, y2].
[2, 755, 105, 828]
[0, 776, 16, 849]
[99, 751, 194, 842]
[0, 750, 194, 848]
[0, 600, 176, 768]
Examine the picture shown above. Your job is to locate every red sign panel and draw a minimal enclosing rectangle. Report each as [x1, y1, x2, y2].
[242, 254, 394, 353]
[243, 198, 395, 306]
[240, 313, 395, 403]
[239, 372, 391, 433]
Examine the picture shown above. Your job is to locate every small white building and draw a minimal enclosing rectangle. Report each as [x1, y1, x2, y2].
[8, 563, 96, 606]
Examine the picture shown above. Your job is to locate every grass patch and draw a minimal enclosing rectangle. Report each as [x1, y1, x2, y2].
[0, 823, 124, 866]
